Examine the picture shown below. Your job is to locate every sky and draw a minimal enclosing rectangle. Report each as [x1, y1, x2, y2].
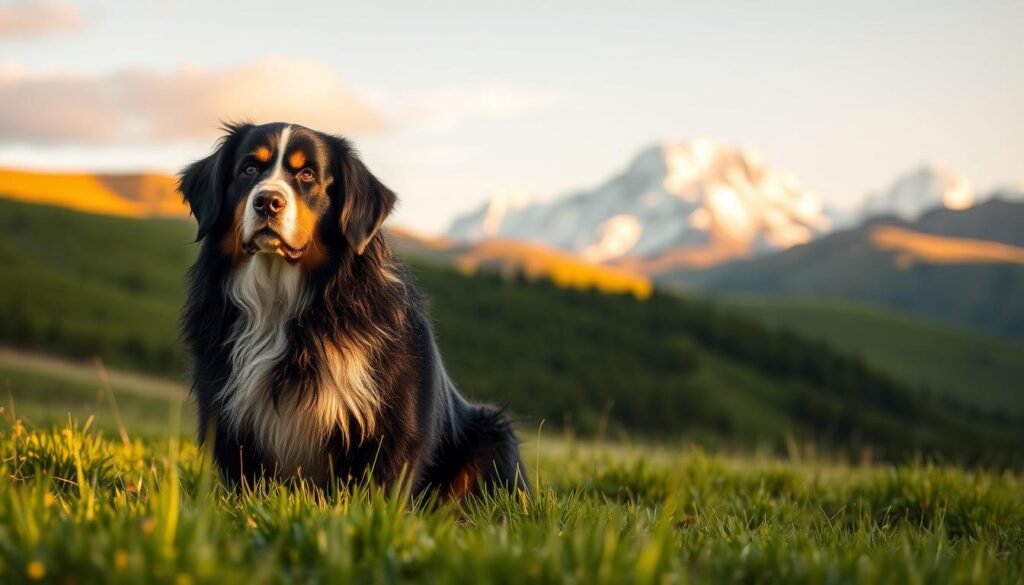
[0, 0, 1021, 233]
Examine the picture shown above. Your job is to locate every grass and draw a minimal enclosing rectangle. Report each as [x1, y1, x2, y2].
[723, 297, 1024, 416]
[0, 416, 1021, 583]
[0, 348, 188, 440]
[0, 351, 1022, 583]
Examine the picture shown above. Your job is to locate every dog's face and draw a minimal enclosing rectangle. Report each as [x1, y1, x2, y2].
[179, 122, 396, 267]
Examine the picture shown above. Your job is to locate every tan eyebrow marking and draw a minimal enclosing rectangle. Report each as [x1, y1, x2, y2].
[288, 150, 307, 170]
[254, 146, 272, 163]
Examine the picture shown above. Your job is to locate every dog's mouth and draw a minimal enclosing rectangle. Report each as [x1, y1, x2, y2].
[243, 228, 306, 260]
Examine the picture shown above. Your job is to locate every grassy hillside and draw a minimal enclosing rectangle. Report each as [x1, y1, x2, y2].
[0, 414, 1021, 584]
[0, 199, 191, 373]
[722, 297, 1024, 416]
[0, 198, 1021, 464]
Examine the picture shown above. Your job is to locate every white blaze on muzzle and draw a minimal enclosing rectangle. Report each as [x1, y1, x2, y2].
[242, 125, 299, 246]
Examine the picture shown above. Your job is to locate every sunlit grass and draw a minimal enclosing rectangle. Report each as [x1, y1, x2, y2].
[0, 169, 184, 218]
[455, 238, 653, 299]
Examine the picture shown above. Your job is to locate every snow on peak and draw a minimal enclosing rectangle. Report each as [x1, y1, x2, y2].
[446, 141, 832, 268]
[863, 164, 976, 220]
[581, 214, 644, 263]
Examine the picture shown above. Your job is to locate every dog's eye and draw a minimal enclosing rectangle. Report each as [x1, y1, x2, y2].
[242, 164, 259, 177]
[297, 169, 316, 183]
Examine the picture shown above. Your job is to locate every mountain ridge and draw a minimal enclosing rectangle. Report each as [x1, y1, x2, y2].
[448, 144, 1020, 273]
[667, 197, 1024, 340]
[862, 164, 975, 221]
[449, 140, 832, 269]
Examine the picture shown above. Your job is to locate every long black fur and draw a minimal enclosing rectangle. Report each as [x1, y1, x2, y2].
[179, 122, 527, 497]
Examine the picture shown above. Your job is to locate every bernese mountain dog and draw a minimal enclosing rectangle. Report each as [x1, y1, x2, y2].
[178, 122, 527, 499]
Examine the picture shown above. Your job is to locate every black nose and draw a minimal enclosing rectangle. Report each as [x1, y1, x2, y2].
[253, 190, 286, 218]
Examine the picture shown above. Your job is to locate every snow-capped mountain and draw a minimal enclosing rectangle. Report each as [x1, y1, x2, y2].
[862, 164, 976, 221]
[447, 140, 832, 268]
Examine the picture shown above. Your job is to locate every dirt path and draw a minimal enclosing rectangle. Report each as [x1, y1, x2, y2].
[0, 346, 186, 400]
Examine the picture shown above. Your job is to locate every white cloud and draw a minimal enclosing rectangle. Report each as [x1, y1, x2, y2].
[0, 58, 386, 145]
[384, 84, 566, 132]
[0, 1, 83, 38]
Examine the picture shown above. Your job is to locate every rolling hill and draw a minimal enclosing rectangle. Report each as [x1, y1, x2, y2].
[721, 297, 1024, 416]
[0, 197, 1021, 465]
[0, 167, 186, 218]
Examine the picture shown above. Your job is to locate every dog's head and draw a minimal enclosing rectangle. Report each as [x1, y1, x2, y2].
[179, 122, 396, 267]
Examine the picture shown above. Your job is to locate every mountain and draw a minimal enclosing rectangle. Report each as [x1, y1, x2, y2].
[448, 149, 1022, 278]
[448, 140, 832, 271]
[0, 168, 186, 218]
[668, 198, 1024, 340]
[912, 193, 1024, 247]
[861, 164, 976, 221]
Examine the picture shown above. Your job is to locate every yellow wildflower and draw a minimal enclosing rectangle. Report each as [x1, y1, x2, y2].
[27, 560, 46, 580]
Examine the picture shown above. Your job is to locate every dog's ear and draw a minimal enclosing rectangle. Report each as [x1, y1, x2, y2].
[336, 143, 397, 255]
[178, 124, 248, 241]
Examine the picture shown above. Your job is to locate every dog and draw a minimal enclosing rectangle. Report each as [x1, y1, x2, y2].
[179, 122, 527, 498]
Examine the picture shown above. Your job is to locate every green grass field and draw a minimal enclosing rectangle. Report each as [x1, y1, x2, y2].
[722, 297, 1024, 416]
[0, 366, 1021, 584]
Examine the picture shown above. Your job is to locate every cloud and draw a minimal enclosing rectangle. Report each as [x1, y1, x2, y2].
[387, 85, 566, 132]
[0, 58, 386, 145]
[0, 1, 83, 38]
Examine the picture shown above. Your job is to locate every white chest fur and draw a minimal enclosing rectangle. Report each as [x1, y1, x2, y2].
[220, 255, 381, 476]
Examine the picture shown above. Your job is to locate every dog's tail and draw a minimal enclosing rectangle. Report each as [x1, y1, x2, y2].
[438, 399, 529, 499]
[464, 404, 530, 493]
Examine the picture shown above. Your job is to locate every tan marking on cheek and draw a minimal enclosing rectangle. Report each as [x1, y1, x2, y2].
[288, 150, 307, 170]
[296, 201, 327, 272]
[254, 146, 272, 163]
[298, 235, 327, 273]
